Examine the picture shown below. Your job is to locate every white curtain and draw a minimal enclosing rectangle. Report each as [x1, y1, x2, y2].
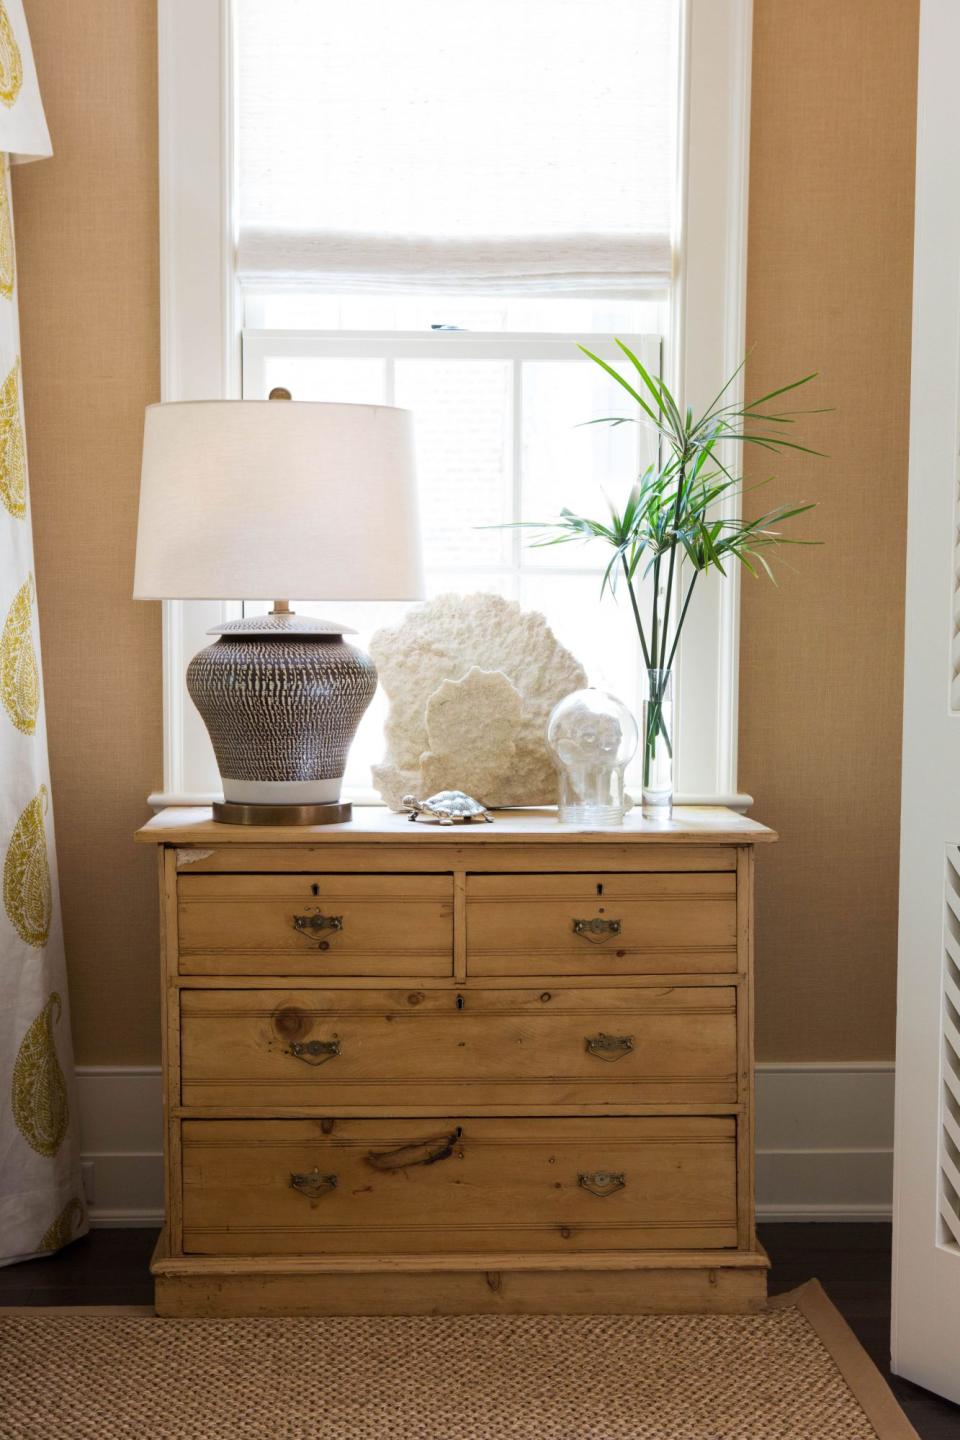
[236, 0, 678, 293]
[0, 0, 86, 1265]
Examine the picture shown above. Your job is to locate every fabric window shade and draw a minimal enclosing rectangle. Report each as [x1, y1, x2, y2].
[236, 0, 678, 295]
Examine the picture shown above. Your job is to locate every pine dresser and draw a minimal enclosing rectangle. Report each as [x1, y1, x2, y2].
[136, 805, 776, 1317]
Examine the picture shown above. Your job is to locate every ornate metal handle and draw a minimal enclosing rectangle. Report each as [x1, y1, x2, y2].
[289, 1168, 338, 1200]
[585, 1033, 635, 1062]
[287, 1038, 341, 1066]
[293, 912, 343, 936]
[578, 1170, 626, 1198]
[572, 917, 622, 941]
[366, 1128, 463, 1172]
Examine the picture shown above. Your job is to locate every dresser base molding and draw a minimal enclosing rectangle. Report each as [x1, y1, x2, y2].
[151, 1231, 770, 1318]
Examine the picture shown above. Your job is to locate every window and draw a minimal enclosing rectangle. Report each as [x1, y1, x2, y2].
[156, 0, 753, 808]
[242, 327, 663, 797]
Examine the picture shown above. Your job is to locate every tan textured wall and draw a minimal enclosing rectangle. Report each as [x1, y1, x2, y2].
[741, 0, 918, 1059]
[14, 0, 161, 1063]
[12, 0, 917, 1064]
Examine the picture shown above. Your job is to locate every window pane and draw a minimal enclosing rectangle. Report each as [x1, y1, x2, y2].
[394, 360, 513, 570]
[519, 571, 647, 782]
[263, 356, 385, 404]
[519, 359, 657, 570]
[242, 334, 664, 798]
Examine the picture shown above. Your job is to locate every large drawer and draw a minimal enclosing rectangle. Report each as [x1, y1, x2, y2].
[179, 985, 739, 1108]
[466, 872, 737, 976]
[177, 874, 453, 977]
[181, 1117, 738, 1255]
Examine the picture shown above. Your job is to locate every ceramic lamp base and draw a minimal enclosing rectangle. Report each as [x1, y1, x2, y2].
[212, 800, 352, 827]
[186, 611, 377, 830]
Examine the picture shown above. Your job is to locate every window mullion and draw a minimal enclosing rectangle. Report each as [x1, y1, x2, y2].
[510, 357, 523, 591]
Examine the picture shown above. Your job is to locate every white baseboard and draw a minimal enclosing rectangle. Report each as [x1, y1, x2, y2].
[75, 1061, 895, 1228]
[754, 1062, 894, 1221]
[76, 1067, 165, 1226]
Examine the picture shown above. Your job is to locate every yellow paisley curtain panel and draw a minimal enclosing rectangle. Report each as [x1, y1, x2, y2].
[0, 1, 85, 1267]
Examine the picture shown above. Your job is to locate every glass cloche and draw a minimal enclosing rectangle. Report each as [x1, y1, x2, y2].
[546, 688, 638, 826]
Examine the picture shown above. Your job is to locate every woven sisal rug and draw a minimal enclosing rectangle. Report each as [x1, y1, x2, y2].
[0, 1281, 916, 1439]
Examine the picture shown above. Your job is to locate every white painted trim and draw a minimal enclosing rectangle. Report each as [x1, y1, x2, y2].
[157, 0, 239, 404]
[155, 0, 755, 810]
[144, 791, 756, 814]
[242, 328, 661, 366]
[759, 1204, 893, 1223]
[755, 1062, 894, 1222]
[75, 1066, 165, 1227]
[891, 0, 960, 1404]
[669, 0, 753, 801]
[76, 1061, 893, 1227]
[157, 0, 241, 799]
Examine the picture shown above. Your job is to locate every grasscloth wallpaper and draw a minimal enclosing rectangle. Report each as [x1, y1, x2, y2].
[12, 0, 917, 1064]
[740, 0, 918, 1059]
[12, 0, 160, 1064]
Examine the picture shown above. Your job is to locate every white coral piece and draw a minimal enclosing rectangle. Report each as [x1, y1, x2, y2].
[370, 593, 587, 810]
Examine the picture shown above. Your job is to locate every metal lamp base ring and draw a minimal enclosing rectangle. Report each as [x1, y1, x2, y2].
[212, 800, 353, 827]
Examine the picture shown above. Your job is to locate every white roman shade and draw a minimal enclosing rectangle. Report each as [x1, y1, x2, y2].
[236, 0, 678, 295]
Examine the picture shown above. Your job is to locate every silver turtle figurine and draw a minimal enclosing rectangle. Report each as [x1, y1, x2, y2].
[402, 790, 494, 825]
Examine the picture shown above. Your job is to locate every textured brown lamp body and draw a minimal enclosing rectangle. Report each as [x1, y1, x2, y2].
[133, 398, 422, 824]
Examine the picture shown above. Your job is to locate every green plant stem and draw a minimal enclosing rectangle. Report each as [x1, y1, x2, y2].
[645, 674, 673, 762]
[643, 676, 673, 792]
[621, 554, 652, 670]
[664, 571, 699, 674]
[620, 552, 673, 772]
[658, 460, 686, 671]
[650, 553, 661, 683]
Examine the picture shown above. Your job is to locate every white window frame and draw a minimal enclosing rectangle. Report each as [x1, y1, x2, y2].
[242, 328, 662, 803]
[153, 0, 754, 810]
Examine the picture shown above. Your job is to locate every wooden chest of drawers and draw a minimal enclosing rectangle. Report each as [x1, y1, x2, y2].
[136, 805, 775, 1317]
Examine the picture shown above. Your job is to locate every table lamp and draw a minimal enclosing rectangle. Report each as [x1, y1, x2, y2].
[133, 397, 422, 825]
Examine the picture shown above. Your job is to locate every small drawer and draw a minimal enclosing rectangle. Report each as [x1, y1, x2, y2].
[179, 985, 739, 1109]
[181, 1116, 738, 1255]
[177, 873, 453, 977]
[466, 872, 737, 976]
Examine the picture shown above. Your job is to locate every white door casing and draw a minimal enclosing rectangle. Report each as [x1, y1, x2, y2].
[891, 0, 960, 1402]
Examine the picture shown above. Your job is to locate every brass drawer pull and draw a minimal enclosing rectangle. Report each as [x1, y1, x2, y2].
[572, 917, 622, 942]
[287, 1038, 341, 1066]
[578, 1170, 626, 1198]
[293, 912, 343, 936]
[366, 1127, 463, 1172]
[289, 1169, 338, 1200]
[585, 1033, 635, 1062]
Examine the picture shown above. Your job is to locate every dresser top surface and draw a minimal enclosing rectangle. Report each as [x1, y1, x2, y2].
[135, 805, 776, 847]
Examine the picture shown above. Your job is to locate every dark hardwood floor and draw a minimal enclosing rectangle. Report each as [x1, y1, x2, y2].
[761, 1223, 959, 1439]
[0, 1223, 957, 1437]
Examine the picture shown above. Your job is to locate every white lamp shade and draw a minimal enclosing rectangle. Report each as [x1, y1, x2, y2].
[133, 400, 423, 601]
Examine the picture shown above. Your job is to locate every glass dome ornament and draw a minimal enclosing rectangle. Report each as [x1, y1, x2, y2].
[546, 688, 638, 826]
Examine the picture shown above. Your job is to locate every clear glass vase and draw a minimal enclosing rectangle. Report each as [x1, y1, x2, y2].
[642, 668, 674, 819]
[546, 688, 638, 827]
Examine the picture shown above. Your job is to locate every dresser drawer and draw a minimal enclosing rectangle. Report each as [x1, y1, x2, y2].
[177, 874, 453, 977]
[181, 1117, 738, 1255]
[466, 873, 738, 976]
[179, 985, 738, 1108]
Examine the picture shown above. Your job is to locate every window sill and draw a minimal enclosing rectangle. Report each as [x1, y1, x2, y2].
[146, 790, 755, 816]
